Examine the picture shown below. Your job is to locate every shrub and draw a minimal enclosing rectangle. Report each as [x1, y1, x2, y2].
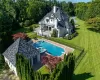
[64, 32, 78, 40]
[51, 29, 58, 37]
[29, 26, 34, 31]
[87, 17, 100, 31]
[20, 22, 24, 27]
[0, 55, 5, 71]
[31, 24, 39, 28]
[24, 20, 31, 27]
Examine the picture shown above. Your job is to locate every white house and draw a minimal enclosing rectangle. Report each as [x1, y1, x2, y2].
[3, 38, 40, 76]
[38, 6, 75, 37]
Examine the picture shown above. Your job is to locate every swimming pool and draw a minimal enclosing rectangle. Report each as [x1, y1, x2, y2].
[33, 41, 65, 56]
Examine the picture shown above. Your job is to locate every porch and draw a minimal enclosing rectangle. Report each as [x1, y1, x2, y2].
[37, 24, 55, 37]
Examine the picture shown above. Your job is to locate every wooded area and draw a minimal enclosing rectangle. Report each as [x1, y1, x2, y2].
[75, 0, 100, 31]
[0, 0, 75, 54]
[1, 0, 100, 80]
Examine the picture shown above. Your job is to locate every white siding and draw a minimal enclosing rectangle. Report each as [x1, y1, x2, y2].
[4, 56, 17, 76]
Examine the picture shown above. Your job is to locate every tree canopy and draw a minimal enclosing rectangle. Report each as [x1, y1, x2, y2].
[75, 1, 100, 31]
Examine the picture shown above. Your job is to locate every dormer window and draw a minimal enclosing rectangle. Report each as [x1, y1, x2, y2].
[51, 14, 54, 17]
[45, 17, 49, 23]
[46, 19, 49, 22]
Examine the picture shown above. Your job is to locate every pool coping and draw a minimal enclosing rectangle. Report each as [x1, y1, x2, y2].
[32, 38, 74, 59]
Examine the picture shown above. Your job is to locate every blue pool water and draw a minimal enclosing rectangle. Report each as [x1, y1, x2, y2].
[33, 41, 64, 56]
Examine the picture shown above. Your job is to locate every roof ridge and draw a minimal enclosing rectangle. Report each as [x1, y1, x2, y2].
[17, 38, 21, 53]
[3, 38, 20, 55]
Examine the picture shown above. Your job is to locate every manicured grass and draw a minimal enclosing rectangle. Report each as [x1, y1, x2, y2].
[52, 18, 100, 80]
[73, 49, 82, 59]
[13, 18, 100, 79]
[38, 65, 50, 74]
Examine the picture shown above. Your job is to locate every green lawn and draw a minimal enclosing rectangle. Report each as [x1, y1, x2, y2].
[54, 18, 100, 80]
[38, 65, 50, 74]
[13, 18, 100, 80]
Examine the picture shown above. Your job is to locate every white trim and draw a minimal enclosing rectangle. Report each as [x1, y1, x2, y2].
[4, 56, 17, 76]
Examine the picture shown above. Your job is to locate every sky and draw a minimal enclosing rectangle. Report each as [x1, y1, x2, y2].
[58, 0, 92, 3]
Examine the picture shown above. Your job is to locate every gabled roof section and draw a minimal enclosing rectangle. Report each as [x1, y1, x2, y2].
[3, 38, 20, 66]
[3, 38, 39, 66]
[18, 39, 39, 58]
[39, 6, 69, 24]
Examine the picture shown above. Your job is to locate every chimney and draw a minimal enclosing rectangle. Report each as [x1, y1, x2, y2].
[53, 6, 56, 13]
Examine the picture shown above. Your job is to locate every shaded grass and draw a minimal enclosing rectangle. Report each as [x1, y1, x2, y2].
[67, 18, 100, 80]
[73, 73, 94, 80]
[47, 18, 100, 80]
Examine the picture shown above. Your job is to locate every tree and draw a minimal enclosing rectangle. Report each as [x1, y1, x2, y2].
[70, 19, 75, 32]
[16, 53, 34, 80]
[12, 32, 29, 41]
[41, 55, 62, 72]
[15, 0, 28, 22]
[49, 53, 75, 80]
[87, 17, 100, 31]
[61, 1, 75, 16]
[0, 55, 5, 71]
[67, 2, 75, 16]
[51, 29, 58, 37]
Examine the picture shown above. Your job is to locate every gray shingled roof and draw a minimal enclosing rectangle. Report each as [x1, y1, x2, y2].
[39, 6, 73, 29]
[3, 38, 39, 66]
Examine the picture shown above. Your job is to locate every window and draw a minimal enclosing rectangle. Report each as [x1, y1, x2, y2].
[51, 19, 53, 22]
[46, 19, 49, 22]
[45, 17, 49, 23]
[51, 14, 54, 17]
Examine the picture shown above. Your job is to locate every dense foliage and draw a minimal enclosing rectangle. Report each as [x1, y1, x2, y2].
[49, 54, 75, 80]
[0, 0, 75, 54]
[75, 1, 100, 31]
[16, 53, 75, 80]
[16, 53, 45, 80]
[0, 55, 5, 72]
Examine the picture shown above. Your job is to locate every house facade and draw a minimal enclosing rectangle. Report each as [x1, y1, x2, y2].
[38, 6, 75, 37]
[3, 38, 40, 76]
